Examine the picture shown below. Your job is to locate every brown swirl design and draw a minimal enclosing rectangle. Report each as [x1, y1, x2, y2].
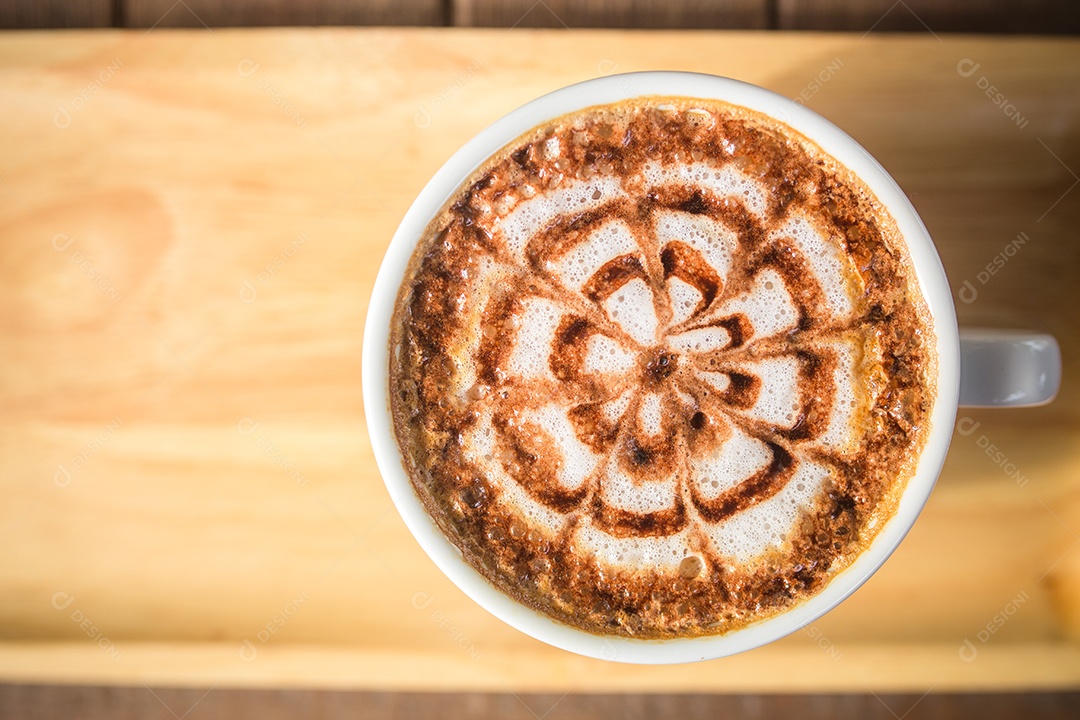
[470, 191, 851, 540]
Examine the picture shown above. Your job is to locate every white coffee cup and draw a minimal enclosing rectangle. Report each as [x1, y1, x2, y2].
[362, 72, 1061, 664]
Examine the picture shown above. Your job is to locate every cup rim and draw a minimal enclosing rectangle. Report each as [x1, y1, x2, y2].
[362, 71, 960, 664]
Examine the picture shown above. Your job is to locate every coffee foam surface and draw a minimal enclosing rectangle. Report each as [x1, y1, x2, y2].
[556, 221, 638, 291]
[641, 160, 769, 220]
[575, 523, 694, 570]
[709, 269, 799, 340]
[653, 210, 738, 285]
[505, 297, 564, 380]
[705, 460, 830, 563]
[500, 177, 624, 261]
[391, 96, 935, 639]
[770, 214, 860, 320]
[691, 424, 772, 495]
[604, 279, 660, 346]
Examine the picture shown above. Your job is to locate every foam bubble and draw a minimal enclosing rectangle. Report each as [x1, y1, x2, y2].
[603, 278, 658, 346]
[705, 460, 830, 564]
[584, 334, 636, 375]
[500, 177, 623, 261]
[600, 454, 677, 515]
[654, 210, 738, 285]
[690, 424, 771, 497]
[769, 214, 859, 320]
[556, 220, 638, 291]
[506, 297, 563, 380]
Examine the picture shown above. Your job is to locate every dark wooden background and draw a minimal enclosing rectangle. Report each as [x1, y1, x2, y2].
[0, 686, 1078, 720]
[2, 0, 1079, 32]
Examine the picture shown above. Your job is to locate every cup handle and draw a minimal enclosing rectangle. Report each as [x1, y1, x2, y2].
[958, 328, 1061, 407]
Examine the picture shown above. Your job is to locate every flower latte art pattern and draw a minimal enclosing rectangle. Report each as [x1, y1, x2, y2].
[391, 98, 935, 638]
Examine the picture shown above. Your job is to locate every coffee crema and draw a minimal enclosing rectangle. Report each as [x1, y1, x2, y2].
[389, 97, 936, 639]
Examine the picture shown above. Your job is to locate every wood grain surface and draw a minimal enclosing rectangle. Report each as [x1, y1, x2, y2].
[0, 28, 1078, 692]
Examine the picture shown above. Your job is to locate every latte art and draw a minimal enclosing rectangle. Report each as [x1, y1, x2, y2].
[391, 98, 935, 638]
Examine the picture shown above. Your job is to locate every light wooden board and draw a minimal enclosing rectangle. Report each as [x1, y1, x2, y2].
[0, 28, 1078, 691]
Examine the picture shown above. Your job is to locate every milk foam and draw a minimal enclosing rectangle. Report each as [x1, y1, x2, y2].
[666, 276, 703, 326]
[691, 424, 771, 495]
[653, 209, 738, 283]
[556, 221, 638, 291]
[463, 411, 505, 497]
[770, 214, 859, 320]
[638, 392, 664, 437]
[734, 355, 802, 428]
[506, 297, 564, 380]
[603, 390, 633, 423]
[601, 454, 678, 515]
[705, 460, 830, 563]
[495, 464, 569, 535]
[524, 404, 599, 490]
[708, 269, 799, 341]
[603, 278, 659, 346]
[699, 371, 731, 393]
[500, 177, 624, 261]
[809, 337, 876, 455]
[575, 522, 693, 570]
[584, 334, 636, 375]
[668, 325, 732, 354]
[640, 160, 768, 220]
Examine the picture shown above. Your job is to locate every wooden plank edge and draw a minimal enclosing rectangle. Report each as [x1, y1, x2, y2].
[0, 642, 1077, 692]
